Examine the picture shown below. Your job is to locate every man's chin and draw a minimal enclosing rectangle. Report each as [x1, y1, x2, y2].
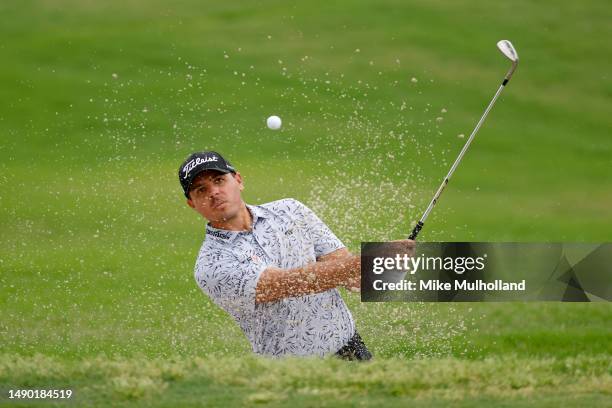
[209, 210, 234, 223]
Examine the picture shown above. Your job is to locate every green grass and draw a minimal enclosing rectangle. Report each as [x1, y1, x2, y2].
[1, 0, 611, 406]
[1, 353, 611, 407]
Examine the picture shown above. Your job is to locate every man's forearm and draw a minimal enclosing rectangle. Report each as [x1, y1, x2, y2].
[255, 254, 360, 304]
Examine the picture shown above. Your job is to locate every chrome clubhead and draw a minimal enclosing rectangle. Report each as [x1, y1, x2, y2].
[497, 40, 519, 62]
[497, 40, 519, 82]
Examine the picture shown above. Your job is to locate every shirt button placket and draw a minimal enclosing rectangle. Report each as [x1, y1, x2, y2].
[252, 223, 277, 265]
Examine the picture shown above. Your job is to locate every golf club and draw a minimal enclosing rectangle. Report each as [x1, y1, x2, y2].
[408, 40, 519, 240]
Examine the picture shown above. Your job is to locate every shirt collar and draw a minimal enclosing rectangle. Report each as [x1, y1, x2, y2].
[246, 203, 268, 224]
[205, 203, 267, 243]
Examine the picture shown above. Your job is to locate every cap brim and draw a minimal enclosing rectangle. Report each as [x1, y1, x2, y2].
[184, 167, 233, 197]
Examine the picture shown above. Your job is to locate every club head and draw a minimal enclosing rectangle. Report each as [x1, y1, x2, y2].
[497, 40, 519, 63]
[497, 40, 519, 82]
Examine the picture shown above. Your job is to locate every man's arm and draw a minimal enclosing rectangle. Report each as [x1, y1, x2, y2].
[255, 240, 416, 303]
[318, 248, 360, 292]
[255, 253, 360, 304]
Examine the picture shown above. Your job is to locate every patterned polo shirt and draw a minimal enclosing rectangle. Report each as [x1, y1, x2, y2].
[194, 198, 356, 357]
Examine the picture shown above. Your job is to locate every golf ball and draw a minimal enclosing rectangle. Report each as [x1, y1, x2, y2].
[266, 115, 282, 130]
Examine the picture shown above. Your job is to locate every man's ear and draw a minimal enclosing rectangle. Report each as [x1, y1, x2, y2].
[234, 172, 244, 191]
[186, 198, 195, 209]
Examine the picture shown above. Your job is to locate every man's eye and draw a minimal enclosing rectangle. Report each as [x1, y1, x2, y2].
[215, 178, 224, 184]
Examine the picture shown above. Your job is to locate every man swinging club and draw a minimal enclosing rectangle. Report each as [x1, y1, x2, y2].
[179, 151, 414, 360]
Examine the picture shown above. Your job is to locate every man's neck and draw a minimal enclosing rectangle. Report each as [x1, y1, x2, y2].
[209, 203, 252, 231]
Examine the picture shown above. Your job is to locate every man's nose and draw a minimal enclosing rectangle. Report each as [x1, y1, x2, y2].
[207, 185, 221, 199]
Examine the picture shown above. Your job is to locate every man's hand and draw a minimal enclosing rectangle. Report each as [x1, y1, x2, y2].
[360, 239, 416, 288]
[345, 240, 415, 292]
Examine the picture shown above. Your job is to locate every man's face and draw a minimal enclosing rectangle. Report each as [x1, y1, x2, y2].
[186, 170, 244, 223]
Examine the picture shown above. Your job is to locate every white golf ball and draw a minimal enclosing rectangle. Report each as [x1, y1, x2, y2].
[266, 115, 282, 130]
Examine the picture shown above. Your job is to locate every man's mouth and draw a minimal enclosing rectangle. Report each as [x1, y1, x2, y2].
[212, 201, 226, 209]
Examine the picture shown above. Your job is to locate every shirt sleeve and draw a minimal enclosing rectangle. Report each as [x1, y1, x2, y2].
[194, 249, 268, 317]
[289, 199, 345, 258]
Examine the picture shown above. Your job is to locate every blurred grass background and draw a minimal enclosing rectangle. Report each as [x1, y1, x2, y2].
[0, 0, 611, 406]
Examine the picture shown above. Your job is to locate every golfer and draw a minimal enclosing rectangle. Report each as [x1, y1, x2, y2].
[179, 151, 412, 360]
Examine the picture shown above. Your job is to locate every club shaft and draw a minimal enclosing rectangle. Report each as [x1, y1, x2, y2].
[408, 80, 508, 240]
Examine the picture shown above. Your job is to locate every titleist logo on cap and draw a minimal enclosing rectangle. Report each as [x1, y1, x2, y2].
[182, 156, 218, 179]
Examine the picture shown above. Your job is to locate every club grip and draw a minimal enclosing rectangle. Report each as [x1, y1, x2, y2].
[408, 221, 424, 240]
